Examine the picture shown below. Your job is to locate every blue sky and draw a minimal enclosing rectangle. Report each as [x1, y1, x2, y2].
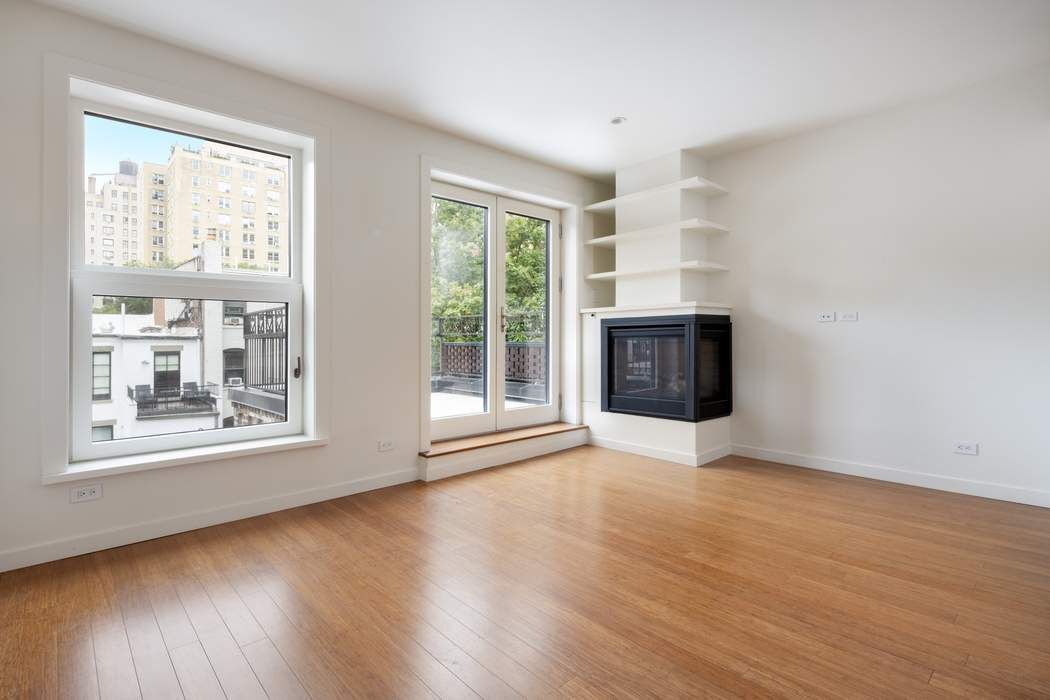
[84, 114, 202, 187]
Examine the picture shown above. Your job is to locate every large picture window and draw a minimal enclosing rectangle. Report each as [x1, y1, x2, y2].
[68, 90, 305, 463]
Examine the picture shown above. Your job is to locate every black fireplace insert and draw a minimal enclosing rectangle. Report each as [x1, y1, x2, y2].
[601, 314, 731, 422]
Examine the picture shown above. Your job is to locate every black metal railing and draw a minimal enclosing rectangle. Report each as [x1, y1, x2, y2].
[244, 307, 287, 396]
[127, 383, 219, 418]
[431, 312, 547, 382]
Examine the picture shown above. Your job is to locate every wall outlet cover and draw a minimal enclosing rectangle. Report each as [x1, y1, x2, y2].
[953, 442, 979, 456]
[817, 312, 836, 323]
[377, 440, 394, 452]
[839, 311, 859, 321]
[70, 483, 102, 503]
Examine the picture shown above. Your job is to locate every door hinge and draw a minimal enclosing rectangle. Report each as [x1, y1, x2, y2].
[558, 276, 563, 293]
[559, 223, 563, 239]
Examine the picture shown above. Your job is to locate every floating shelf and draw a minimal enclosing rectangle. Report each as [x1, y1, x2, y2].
[579, 301, 733, 314]
[586, 260, 729, 281]
[584, 176, 728, 213]
[586, 217, 729, 247]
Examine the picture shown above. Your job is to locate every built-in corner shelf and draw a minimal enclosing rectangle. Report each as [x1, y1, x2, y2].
[586, 260, 729, 281]
[585, 217, 729, 248]
[584, 176, 728, 213]
[579, 301, 733, 314]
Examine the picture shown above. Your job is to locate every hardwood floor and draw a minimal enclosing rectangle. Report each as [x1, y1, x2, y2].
[2, 446, 1050, 698]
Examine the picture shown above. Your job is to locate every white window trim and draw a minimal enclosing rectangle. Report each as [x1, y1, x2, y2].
[41, 53, 331, 482]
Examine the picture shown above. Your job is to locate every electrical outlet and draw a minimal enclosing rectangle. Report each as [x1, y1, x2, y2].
[817, 312, 836, 323]
[70, 483, 102, 503]
[953, 442, 979, 456]
[377, 439, 394, 452]
[839, 311, 859, 322]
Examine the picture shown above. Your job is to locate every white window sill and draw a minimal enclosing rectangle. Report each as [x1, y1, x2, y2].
[42, 435, 328, 485]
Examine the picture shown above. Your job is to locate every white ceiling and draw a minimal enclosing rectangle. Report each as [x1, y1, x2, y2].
[40, 0, 1050, 180]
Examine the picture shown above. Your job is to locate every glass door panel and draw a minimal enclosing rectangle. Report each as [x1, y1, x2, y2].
[495, 200, 560, 430]
[502, 212, 550, 410]
[429, 183, 497, 439]
[429, 184, 559, 439]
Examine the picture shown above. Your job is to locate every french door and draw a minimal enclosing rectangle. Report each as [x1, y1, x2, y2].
[429, 181, 560, 440]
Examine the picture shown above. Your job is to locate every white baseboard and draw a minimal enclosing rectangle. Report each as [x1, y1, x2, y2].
[0, 467, 419, 573]
[421, 428, 588, 482]
[588, 436, 731, 467]
[731, 444, 1050, 508]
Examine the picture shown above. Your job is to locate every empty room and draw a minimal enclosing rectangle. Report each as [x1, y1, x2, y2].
[2, 0, 1050, 696]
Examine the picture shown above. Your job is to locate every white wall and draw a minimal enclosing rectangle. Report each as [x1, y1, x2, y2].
[0, 0, 607, 570]
[708, 64, 1050, 505]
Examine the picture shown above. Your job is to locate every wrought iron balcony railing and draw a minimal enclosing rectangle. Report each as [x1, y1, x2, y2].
[127, 383, 219, 418]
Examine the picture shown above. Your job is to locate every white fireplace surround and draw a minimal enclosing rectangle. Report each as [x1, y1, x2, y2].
[580, 150, 732, 465]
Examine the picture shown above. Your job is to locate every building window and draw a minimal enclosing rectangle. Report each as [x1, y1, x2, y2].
[152, 251, 165, 262]
[223, 348, 245, 384]
[153, 351, 181, 394]
[102, 238, 114, 246]
[152, 235, 165, 246]
[267, 235, 279, 247]
[217, 196, 231, 209]
[217, 213, 231, 225]
[241, 201, 256, 216]
[217, 181, 231, 193]
[219, 229, 230, 241]
[242, 249, 255, 260]
[92, 351, 111, 400]
[242, 170, 256, 181]
[218, 165, 232, 177]
[241, 186, 255, 198]
[242, 219, 255, 231]
[191, 192, 201, 205]
[191, 159, 200, 170]
[267, 174, 281, 187]
[242, 232, 255, 244]
[267, 251, 279, 262]
[152, 173, 165, 185]
[91, 425, 114, 442]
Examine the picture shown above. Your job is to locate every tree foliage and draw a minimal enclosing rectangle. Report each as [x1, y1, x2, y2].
[430, 197, 548, 344]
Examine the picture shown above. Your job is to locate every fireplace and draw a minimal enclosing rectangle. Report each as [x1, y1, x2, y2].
[601, 315, 731, 422]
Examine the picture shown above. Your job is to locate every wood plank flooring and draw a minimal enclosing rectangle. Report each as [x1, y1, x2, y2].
[2, 446, 1050, 698]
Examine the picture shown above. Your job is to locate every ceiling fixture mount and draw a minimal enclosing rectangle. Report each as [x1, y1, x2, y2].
[610, 116, 627, 125]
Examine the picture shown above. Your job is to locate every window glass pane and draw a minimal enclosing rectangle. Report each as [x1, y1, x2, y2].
[91, 425, 113, 442]
[83, 114, 290, 276]
[430, 196, 487, 419]
[503, 212, 549, 409]
[89, 295, 288, 441]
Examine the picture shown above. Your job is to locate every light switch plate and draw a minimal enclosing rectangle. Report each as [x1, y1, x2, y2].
[839, 311, 859, 322]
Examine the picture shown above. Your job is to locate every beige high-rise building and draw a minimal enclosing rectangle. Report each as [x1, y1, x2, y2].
[86, 142, 290, 275]
[84, 160, 142, 266]
[146, 142, 290, 275]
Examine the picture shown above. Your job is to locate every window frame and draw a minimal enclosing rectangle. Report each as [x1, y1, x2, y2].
[41, 56, 327, 479]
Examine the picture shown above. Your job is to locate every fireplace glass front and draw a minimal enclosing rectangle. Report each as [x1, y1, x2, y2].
[601, 315, 731, 422]
[612, 334, 686, 402]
